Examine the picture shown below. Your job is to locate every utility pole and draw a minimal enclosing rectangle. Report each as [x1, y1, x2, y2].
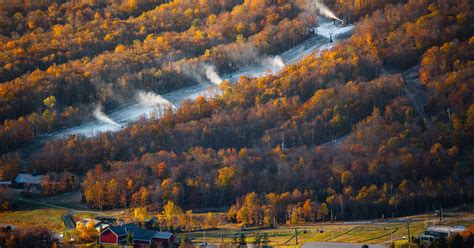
[407, 221, 411, 242]
[295, 228, 298, 245]
[439, 210, 442, 222]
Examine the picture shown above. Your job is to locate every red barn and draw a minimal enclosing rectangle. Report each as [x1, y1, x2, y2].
[99, 226, 127, 244]
[99, 224, 175, 247]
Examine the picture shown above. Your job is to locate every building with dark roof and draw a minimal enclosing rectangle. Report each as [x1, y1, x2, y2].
[420, 225, 466, 244]
[99, 223, 175, 247]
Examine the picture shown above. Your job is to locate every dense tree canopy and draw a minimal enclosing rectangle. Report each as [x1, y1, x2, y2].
[0, 0, 473, 223]
[0, 0, 312, 153]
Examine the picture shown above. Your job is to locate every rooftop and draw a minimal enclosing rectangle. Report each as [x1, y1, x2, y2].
[101, 224, 174, 241]
[15, 173, 44, 185]
[108, 226, 128, 237]
[154, 231, 173, 239]
[76, 218, 101, 226]
[426, 225, 466, 233]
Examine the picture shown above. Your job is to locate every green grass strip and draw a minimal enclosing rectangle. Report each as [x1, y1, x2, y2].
[360, 227, 400, 243]
[281, 230, 306, 245]
[324, 226, 361, 242]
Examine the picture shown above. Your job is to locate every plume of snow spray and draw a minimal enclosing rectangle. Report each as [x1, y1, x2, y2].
[204, 64, 223, 85]
[261, 55, 285, 73]
[136, 91, 173, 107]
[228, 43, 260, 65]
[93, 105, 120, 126]
[311, 0, 342, 21]
[173, 61, 207, 84]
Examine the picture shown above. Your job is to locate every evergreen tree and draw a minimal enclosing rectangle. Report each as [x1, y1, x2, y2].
[126, 232, 134, 245]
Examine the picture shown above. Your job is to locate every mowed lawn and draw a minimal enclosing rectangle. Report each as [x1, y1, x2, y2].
[179, 224, 387, 247]
[0, 208, 67, 232]
[180, 225, 403, 247]
[179, 215, 474, 247]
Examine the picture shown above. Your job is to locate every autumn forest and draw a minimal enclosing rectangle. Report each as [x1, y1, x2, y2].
[0, 0, 473, 235]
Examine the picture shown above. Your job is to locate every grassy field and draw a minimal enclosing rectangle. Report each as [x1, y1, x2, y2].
[177, 215, 474, 247]
[0, 208, 67, 232]
[178, 225, 396, 247]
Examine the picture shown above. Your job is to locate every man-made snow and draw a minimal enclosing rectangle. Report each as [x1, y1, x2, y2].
[316, 21, 354, 39]
[52, 19, 354, 139]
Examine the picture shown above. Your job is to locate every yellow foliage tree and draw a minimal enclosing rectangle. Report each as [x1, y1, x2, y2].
[162, 200, 183, 227]
[134, 207, 148, 222]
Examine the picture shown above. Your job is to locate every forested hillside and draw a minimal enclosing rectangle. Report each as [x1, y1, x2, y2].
[0, 0, 312, 153]
[0, 0, 473, 223]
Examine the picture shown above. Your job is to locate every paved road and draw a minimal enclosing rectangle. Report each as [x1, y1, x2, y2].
[302, 242, 387, 248]
[63, 211, 75, 229]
